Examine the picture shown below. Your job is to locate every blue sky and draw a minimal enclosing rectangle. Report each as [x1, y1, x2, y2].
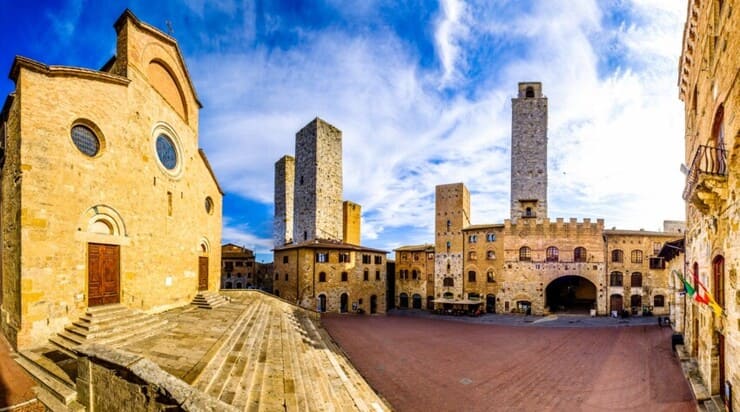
[0, 1, 687, 262]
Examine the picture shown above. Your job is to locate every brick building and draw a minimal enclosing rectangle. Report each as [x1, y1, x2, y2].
[220, 243, 255, 289]
[676, 0, 739, 409]
[0, 9, 223, 350]
[272, 118, 387, 314]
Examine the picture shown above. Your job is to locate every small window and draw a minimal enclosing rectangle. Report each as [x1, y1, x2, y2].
[413, 253, 420, 261]
[282, 256, 288, 264]
[631, 250, 643, 264]
[487, 271, 495, 283]
[339, 253, 350, 263]
[362, 254, 371, 264]
[284, 273, 288, 281]
[519, 247, 531, 262]
[653, 295, 665, 307]
[574, 247, 587, 262]
[412, 270, 419, 280]
[487, 251, 495, 260]
[443, 277, 454, 287]
[402, 253, 408, 261]
[427, 253, 434, 260]
[155, 134, 178, 170]
[610, 271, 623, 287]
[363, 270, 369, 281]
[319, 272, 326, 282]
[274, 272, 279, 280]
[341, 272, 348, 282]
[205, 197, 214, 214]
[468, 251, 477, 260]
[374, 255, 383, 264]
[375, 270, 380, 280]
[468, 271, 476, 282]
[71, 125, 100, 157]
[546, 247, 559, 262]
[316, 253, 328, 263]
[525, 86, 534, 98]
[649, 257, 665, 269]
[468, 235, 477, 243]
[486, 233, 496, 242]
[611, 249, 624, 263]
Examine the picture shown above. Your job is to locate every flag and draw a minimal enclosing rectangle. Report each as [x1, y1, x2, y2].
[698, 282, 723, 317]
[672, 270, 695, 296]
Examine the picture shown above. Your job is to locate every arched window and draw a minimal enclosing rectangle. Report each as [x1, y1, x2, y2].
[468, 271, 476, 282]
[611, 249, 624, 263]
[519, 247, 531, 261]
[468, 251, 477, 260]
[713, 255, 725, 308]
[653, 295, 665, 307]
[712, 105, 727, 174]
[525, 207, 533, 217]
[319, 272, 327, 282]
[574, 247, 587, 262]
[610, 271, 623, 286]
[546, 247, 559, 262]
[631, 250, 643, 264]
[525, 86, 534, 98]
[631, 272, 642, 287]
[487, 271, 495, 283]
[443, 277, 454, 287]
[486, 250, 495, 260]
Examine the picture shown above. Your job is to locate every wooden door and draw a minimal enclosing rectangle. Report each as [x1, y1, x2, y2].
[88, 243, 120, 306]
[198, 257, 208, 291]
[610, 294, 623, 314]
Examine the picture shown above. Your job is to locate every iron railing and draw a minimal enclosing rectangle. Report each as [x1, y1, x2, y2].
[683, 144, 728, 200]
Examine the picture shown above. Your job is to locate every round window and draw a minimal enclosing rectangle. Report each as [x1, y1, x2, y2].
[205, 196, 214, 214]
[71, 125, 100, 157]
[156, 134, 178, 170]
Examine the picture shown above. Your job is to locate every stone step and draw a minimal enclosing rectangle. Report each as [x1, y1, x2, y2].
[99, 318, 169, 347]
[72, 310, 151, 333]
[48, 336, 80, 359]
[14, 352, 77, 407]
[191, 292, 230, 309]
[84, 303, 127, 316]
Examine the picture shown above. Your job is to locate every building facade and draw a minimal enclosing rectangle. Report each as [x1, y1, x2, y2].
[220, 244, 255, 289]
[0, 10, 223, 350]
[396, 82, 682, 316]
[677, 0, 739, 409]
[273, 118, 386, 314]
[394, 244, 435, 310]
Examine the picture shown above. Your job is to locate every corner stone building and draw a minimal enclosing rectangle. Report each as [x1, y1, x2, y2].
[0, 10, 223, 350]
[396, 83, 683, 316]
[273, 118, 386, 314]
[677, 0, 739, 409]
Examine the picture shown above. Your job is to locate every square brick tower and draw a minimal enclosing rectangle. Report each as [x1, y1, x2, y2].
[434, 183, 470, 300]
[292, 118, 343, 242]
[510, 82, 548, 222]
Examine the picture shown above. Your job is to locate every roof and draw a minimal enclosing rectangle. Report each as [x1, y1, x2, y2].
[274, 239, 387, 254]
[464, 224, 504, 231]
[9, 56, 131, 86]
[394, 244, 434, 252]
[603, 229, 683, 237]
[199, 149, 224, 195]
[658, 238, 685, 262]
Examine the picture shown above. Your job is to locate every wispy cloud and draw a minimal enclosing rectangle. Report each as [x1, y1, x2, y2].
[434, 0, 470, 87]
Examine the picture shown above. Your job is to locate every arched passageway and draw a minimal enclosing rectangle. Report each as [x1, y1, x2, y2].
[545, 276, 596, 314]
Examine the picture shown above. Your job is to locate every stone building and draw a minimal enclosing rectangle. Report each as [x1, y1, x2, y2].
[220, 243, 255, 289]
[0, 9, 223, 350]
[677, 0, 739, 409]
[396, 83, 682, 316]
[273, 118, 386, 314]
[394, 244, 435, 309]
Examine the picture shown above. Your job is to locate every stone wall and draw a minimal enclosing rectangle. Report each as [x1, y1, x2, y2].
[273, 155, 294, 247]
[510, 82, 547, 222]
[342, 201, 361, 245]
[1, 11, 222, 349]
[394, 245, 435, 308]
[461, 225, 504, 311]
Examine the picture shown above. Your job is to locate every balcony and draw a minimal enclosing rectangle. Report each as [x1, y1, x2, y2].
[683, 145, 728, 211]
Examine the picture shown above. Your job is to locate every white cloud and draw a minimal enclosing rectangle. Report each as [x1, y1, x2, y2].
[192, 0, 687, 252]
[221, 217, 273, 253]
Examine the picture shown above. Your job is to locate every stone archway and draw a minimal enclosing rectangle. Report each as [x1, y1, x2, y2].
[545, 275, 597, 314]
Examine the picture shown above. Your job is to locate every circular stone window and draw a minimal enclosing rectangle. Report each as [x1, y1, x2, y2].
[156, 134, 178, 170]
[71, 125, 100, 157]
[205, 196, 214, 214]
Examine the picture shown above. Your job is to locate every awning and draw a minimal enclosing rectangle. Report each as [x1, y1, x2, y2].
[431, 299, 482, 305]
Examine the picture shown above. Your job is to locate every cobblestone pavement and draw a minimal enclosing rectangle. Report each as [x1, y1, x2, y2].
[322, 313, 694, 412]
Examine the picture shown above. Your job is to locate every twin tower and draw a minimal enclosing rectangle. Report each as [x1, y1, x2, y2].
[274, 118, 361, 247]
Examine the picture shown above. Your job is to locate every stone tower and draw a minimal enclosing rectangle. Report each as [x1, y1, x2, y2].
[342, 201, 361, 245]
[510, 82, 548, 222]
[274, 155, 295, 247]
[434, 183, 470, 300]
[293, 118, 343, 242]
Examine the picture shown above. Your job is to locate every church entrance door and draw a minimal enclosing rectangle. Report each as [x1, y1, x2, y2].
[198, 257, 209, 291]
[88, 243, 120, 307]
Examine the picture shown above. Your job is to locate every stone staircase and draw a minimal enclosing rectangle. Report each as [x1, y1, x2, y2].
[191, 291, 230, 309]
[13, 348, 84, 411]
[192, 294, 389, 411]
[48, 304, 168, 357]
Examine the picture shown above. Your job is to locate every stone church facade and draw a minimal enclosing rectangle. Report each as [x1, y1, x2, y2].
[0, 10, 223, 350]
[273, 118, 386, 314]
[676, 0, 739, 409]
[395, 83, 683, 316]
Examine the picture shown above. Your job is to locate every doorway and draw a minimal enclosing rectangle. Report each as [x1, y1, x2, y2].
[399, 293, 408, 308]
[340, 293, 348, 313]
[486, 294, 496, 313]
[318, 294, 327, 312]
[412, 294, 422, 309]
[370, 295, 377, 314]
[545, 276, 596, 313]
[198, 256, 208, 291]
[88, 243, 120, 306]
[610, 294, 623, 314]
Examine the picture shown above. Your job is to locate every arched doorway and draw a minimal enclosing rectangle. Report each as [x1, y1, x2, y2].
[370, 295, 377, 314]
[412, 294, 422, 309]
[545, 275, 596, 313]
[318, 294, 327, 312]
[399, 293, 409, 308]
[609, 294, 623, 314]
[486, 294, 496, 313]
[340, 293, 348, 313]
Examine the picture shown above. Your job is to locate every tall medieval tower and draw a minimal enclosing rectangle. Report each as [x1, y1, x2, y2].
[510, 82, 548, 222]
[434, 183, 470, 300]
[292, 118, 343, 242]
[273, 155, 295, 247]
